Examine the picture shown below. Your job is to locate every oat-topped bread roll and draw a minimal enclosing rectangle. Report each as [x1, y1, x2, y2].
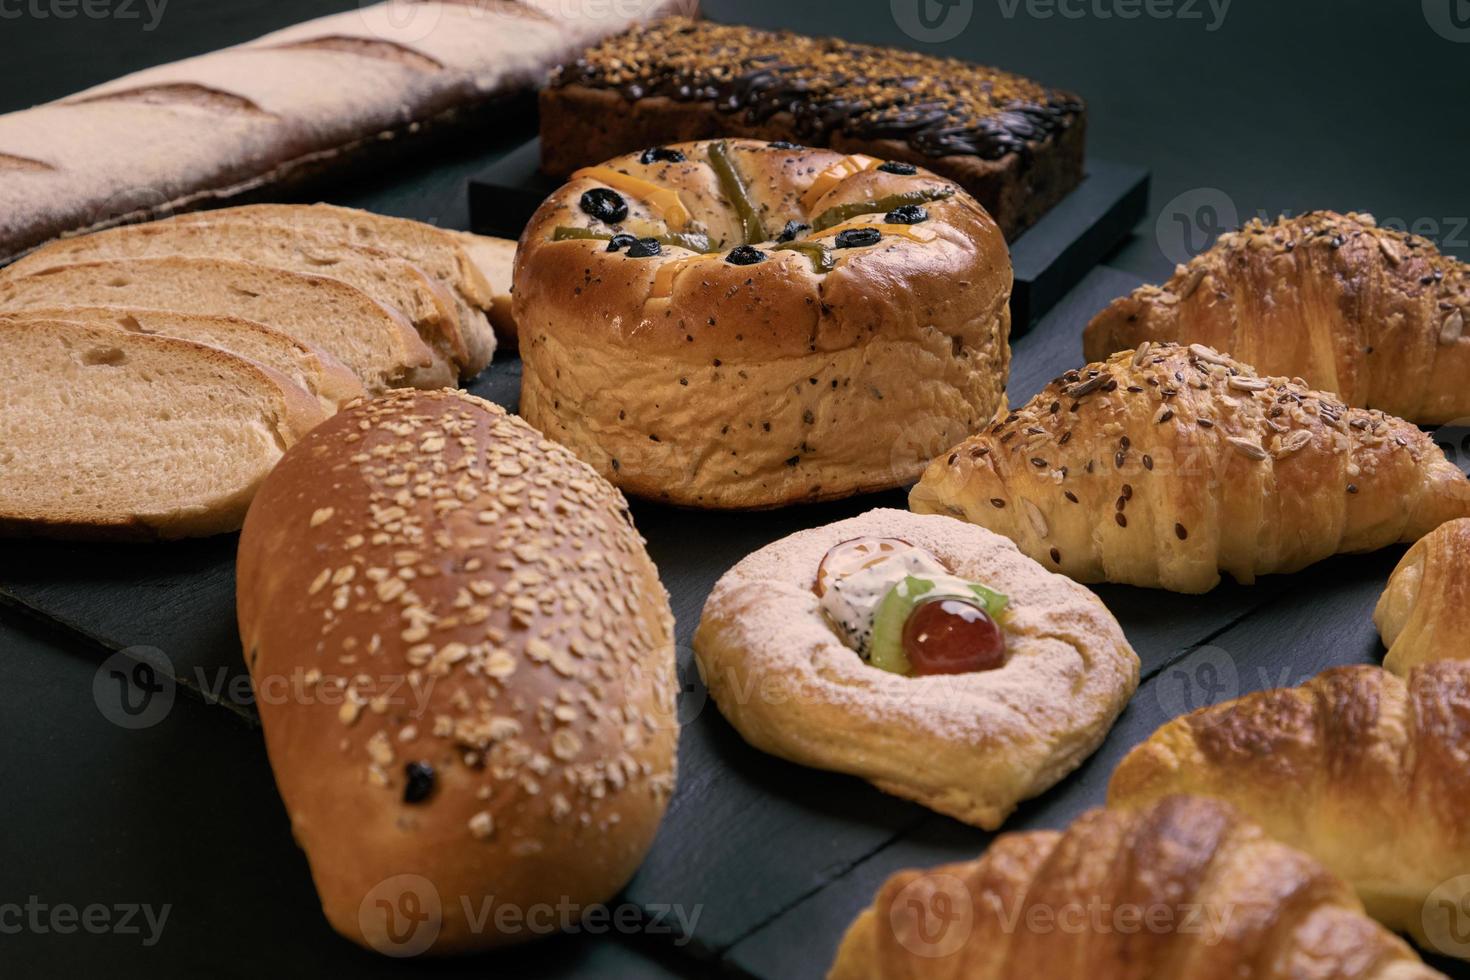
[1085, 212, 1470, 424]
[236, 389, 677, 954]
[516, 138, 1011, 509]
[1375, 518, 1470, 676]
[830, 795, 1445, 979]
[911, 343, 1470, 593]
[0, 0, 686, 265]
[541, 17, 1084, 239]
[1109, 664, 1470, 960]
[693, 509, 1137, 829]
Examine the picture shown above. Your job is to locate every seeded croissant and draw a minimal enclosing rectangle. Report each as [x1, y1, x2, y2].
[909, 344, 1470, 593]
[1108, 664, 1470, 961]
[1375, 517, 1470, 676]
[1084, 211, 1470, 425]
[829, 795, 1443, 980]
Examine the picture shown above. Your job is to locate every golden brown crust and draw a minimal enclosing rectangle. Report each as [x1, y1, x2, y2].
[1108, 664, 1470, 959]
[1084, 211, 1470, 424]
[830, 796, 1441, 979]
[236, 389, 677, 954]
[910, 343, 1470, 593]
[692, 508, 1138, 829]
[516, 138, 1011, 509]
[1375, 518, 1470, 676]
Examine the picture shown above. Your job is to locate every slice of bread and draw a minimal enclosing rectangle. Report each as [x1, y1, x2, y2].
[167, 204, 497, 373]
[0, 256, 445, 392]
[451, 230, 517, 349]
[8, 220, 469, 374]
[1, 305, 364, 412]
[0, 318, 326, 539]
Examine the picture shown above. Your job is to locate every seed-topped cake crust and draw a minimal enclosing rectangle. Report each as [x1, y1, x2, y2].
[540, 18, 1087, 239]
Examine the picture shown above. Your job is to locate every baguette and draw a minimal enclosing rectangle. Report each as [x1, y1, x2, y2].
[0, 256, 441, 392]
[0, 0, 689, 267]
[7, 219, 472, 375]
[0, 318, 324, 539]
[1, 305, 364, 413]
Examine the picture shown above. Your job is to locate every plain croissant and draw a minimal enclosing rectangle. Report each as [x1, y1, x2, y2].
[909, 343, 1470, 593]
[829, 794, 1442, 979]
[1084, 211, 1470, 425]
[1375, 518, 1470, 676]
[1108, 664, 1470, 960]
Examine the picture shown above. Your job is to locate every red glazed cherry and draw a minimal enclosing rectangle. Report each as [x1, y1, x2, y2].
[902, 597, 1006, 675]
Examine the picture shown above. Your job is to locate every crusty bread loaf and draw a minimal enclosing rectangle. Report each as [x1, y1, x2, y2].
[0, 0, 690, 267]
[540, 17, 1084, 240]
[515, 139, 1012, 508]
[0, 256, 443, 392]
[236, 389, 678, 954]
[0, 318, 324, 539]
[2, 305, 364, 412]
[6, 219, 475, 375]
[170, 204, 502, 365]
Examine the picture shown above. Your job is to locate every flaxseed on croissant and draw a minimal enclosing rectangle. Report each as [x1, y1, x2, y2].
[1084, 211, 1470, 425]
[829, 795, 1443, 979]
[1108, 664, 1470, 960]
[909, 344, 1470, 593]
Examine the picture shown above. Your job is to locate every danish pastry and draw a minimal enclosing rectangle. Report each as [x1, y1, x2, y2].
[692, 509, 1138, 829]
[515, 138, 1012, 509]
[1084, 211, 1470, 424]
[1109, 663, 1470, 959]
[910, 344, 1470, 593]
[1375, 517, 1470, 676]
[830, 795, 1443, 979]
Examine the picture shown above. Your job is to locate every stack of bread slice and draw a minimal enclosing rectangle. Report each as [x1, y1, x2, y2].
[0, 204, 518, 539]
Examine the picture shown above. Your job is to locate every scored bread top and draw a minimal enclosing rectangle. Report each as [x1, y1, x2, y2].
[0, 255, 440, 392]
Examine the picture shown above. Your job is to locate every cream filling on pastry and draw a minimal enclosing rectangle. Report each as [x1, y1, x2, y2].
[820, 548, 974, 658]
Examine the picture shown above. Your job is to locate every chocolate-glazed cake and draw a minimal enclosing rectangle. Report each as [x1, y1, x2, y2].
[540, 17, 1086, 240]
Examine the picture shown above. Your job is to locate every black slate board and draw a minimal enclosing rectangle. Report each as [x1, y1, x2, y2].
[466, 138, 1149, 332]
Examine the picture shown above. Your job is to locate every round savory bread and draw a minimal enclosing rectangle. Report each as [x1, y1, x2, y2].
[236, 389, 678, 954]
[691, 508, 1139, 829]
[514, 139, 1012, 509]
